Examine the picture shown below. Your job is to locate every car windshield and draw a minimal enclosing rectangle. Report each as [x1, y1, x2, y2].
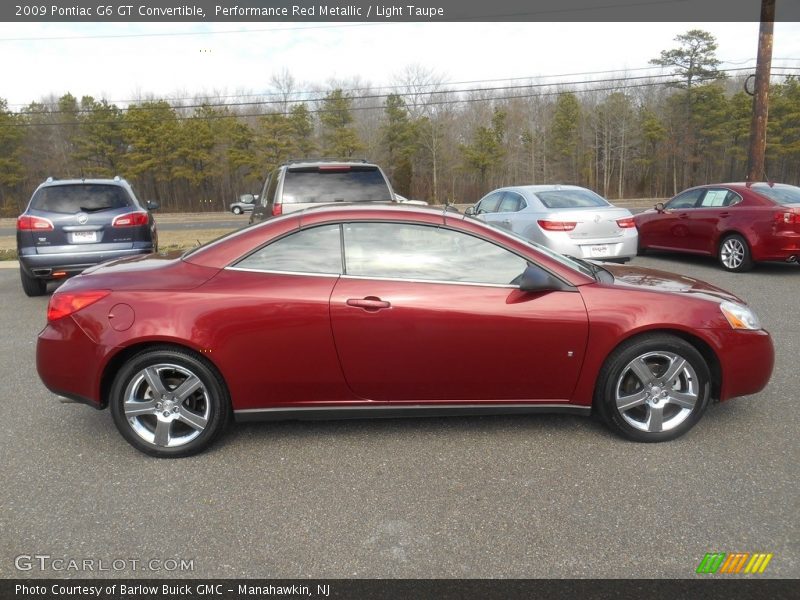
[489, 226, 597, 279]
[282, 167, 391, 203]
[751, 183, 800, 205]
[535, 189, 609, 209]
[30, 184, 131, 214]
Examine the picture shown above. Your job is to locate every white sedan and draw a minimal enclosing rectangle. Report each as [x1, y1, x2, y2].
[466, 185, 637, 262]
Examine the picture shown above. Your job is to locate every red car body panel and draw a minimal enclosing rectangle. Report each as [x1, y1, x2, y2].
[329, 277, 589, 402]
[635, 183, 800, 262]
[36, 205, 774, 419]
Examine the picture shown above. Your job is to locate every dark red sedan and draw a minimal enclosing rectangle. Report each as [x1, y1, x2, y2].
[634, 182, 800, 271]
[37, 205, 774, 457]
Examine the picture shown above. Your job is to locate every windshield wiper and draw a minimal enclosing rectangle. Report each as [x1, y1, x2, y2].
[79, 205, 115, 213]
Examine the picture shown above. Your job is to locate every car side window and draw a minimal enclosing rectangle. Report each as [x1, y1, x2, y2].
[476, 192, 503, 214]
[234, 224, 343, 274]
[343, 222, 528, 285]
[264, 169, 281, 208]
[666, 189, 704, 209]
[497, 192, 525, 213]
[699, 189, 741, 208]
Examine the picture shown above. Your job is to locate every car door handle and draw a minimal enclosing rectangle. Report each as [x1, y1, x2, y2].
[719, 212, 730, 218]
[346, 297, 391, 311]
[678, 213, 689, 219]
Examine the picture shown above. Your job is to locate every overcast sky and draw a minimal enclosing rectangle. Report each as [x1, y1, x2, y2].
[1, 21, 799, 108]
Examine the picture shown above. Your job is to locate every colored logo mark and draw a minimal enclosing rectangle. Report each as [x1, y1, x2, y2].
[696, 552, 773, 574]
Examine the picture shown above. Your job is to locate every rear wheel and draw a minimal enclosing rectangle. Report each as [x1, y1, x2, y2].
[719, 234, 753, 272]
[110, 347, 230, 457]
[232, 206, 243, 215]
[595, 334, 710, 442]
[20, 268, 47, 297]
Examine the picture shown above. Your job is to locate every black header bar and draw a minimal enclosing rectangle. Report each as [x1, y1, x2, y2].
[4, 0, 800, 23]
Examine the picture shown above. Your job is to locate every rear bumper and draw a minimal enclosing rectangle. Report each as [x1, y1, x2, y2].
[543, 230, 638, 260]
[37, 316, 106, 408]
[752, 231, 800, 262]
[19, 246, 154, 279]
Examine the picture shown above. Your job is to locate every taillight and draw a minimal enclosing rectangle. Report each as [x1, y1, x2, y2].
[112, 212, 149, 227]
[17, 215, 54, 231]
[774, 211, 799, 225]
[538, 220, 577, 231]
[47, 290, 110, 322]
[272, 204, 283, 217]
[616, 217, 636, 228]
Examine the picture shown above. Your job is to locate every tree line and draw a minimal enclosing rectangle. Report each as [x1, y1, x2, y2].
[0, 30, 798, 216]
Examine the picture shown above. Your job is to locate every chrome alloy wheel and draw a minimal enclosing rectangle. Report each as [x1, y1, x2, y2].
[123, 363, 210, 448]
[614, 351, 699, 433]
[720, 237, 746, 270]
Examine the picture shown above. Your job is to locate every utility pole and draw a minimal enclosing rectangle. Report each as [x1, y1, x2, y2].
[746, 0, 775, 182]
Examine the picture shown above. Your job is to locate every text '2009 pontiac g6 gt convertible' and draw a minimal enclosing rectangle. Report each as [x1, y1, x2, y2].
[37, 204, 774, 457]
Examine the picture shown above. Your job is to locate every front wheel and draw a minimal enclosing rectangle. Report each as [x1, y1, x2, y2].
[110, 347, 230, 457]
[595, 335, 710, 442]
[719, 234, 753, 272]
[232, 206, 243, 215]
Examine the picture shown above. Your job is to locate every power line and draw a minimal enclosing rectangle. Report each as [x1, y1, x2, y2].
[10, 66, 794, 119]
[9, 70, 799, 129]
[5, 64, 679, 108]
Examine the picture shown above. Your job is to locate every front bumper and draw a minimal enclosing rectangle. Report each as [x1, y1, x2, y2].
[707, 328, 774, 402]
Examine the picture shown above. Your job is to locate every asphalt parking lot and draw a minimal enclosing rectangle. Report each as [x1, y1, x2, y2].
[0, 253, 797, 579]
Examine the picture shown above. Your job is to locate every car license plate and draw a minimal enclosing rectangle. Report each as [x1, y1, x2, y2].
[589, 244, 610, 257]
[72, 231, 97, 243]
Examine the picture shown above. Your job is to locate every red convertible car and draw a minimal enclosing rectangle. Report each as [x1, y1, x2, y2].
[634, 182, 800, 271]
[37, 205, 774, 457]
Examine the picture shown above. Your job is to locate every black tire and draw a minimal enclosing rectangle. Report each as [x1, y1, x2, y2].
[232, 206, 243, 215]
[110, 347, 230, 458]
[20, 268, 47, 297]
[718, 233, 753, 272]
[595, 334, 710, 442]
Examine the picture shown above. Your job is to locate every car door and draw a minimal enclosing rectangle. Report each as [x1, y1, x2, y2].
[218, 223, 352, 407]
[473, 191, 504, 224]
[486, 191, 526, 233]
[686, 188, 742, 254]
[644, 188, 704, 250]
[329, 221, 589, 403]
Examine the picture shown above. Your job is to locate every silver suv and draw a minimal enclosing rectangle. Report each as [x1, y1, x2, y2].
[16, 177, 158, 296]
[249, 159, 395, 223]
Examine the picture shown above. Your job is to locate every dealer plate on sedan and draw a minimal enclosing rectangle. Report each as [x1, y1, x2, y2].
[589, 244, 610, 257]
[72, 231, 97, 243]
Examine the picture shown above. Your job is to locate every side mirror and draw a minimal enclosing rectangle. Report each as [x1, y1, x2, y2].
[518, 264, 570, 293]
[464, 206, 476, 216]
[146, 200, 160, 211]
[655, 202, 665, 213]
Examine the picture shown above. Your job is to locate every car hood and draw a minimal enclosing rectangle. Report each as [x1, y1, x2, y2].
[67, 250, 220, 291]
[601, 263, 744, 304]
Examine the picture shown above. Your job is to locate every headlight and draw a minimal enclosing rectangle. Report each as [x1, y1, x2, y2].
[720, 301, 762, 330]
